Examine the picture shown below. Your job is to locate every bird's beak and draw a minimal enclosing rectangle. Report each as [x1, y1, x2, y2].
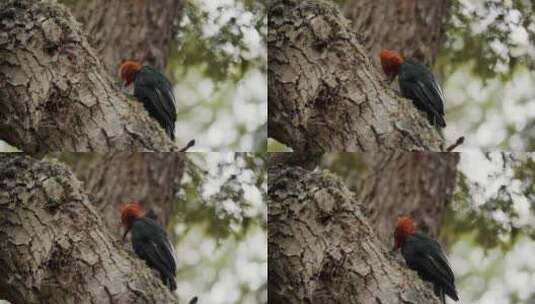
[122, 227, 131, 241]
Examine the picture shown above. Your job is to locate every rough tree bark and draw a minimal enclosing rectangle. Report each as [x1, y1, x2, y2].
[67, 0, 183, 75]
[268, 164, 441, 304]
[343, 0, 450, 66]
[0, 0, 178, 152]
[356, 152, 459, 246]
[65, 153, 185, 239]
[268, 0, 444, 152]
[0, 155, 177, 303]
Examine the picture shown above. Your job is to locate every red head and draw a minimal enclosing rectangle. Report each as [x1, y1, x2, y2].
[121, 202, 144, 239]
[378, 48, 404, 77]
[394, 216, 416, 250]
[118, 61, 142, 86]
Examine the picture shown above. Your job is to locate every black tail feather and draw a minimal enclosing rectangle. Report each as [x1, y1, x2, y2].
[162, 274, 176, 291]
[427, 112, 446, 128]
[434, 285, 446, 304]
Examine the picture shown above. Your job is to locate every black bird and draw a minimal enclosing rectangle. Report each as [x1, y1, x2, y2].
[119, 61, 177, 140]
[379, 49, 446, 128]
[121, 202, 177, 290]
[394, 216, 458, 303]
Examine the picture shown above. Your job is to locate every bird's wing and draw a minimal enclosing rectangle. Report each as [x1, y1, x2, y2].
[427, 239, 454, 279]
[161, 234, 177, 274]
[133, 237, 176, 277]
[134, 68, 177, 129]
[400, 62, 445, 115]
[412, 79, 444, 116]
[404, 236, 455, 291]
[428, 75, 446, 114]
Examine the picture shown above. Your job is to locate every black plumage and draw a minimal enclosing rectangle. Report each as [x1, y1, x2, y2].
[131, 217, 177, 291]
[399, 60, 446, 128]
[133, 66, 177, 140]
[401, 232, 458, 303]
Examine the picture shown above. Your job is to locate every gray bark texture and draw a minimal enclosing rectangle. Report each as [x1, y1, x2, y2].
[0, 155, 178, 303]
[343, 0, 450, 66]
[268, 164, 441, 304]
[356, 152, 459, 246]
[268, 0, 445, 153]
[0, 0, 178, 152]
[66, 153, 185, 239]
[67, 0, 183, 75]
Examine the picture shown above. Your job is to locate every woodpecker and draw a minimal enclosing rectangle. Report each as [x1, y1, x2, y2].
[119, 61, 177, 140]
[379, 49, 446, 128]
[121, 202, 177, 291]
[394, 216, 458, 303]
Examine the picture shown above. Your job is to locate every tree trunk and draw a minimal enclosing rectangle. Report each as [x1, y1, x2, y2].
[0, 0, 177, 152]
[268, 0, 444, 153]
[268, 164, 441, 304]
[0, 155, 177, 304]
[356, 152, 459, 246]
[343, 0, 450, 66]
[65, 153, 185, 239]
[67, 0, 183, 75]
[327, 0, 456, 257]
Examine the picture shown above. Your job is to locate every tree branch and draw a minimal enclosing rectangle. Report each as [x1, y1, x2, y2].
[0, 155, 177, 303]
[0, 0, 178, 152]
[268, 0, 444, 152]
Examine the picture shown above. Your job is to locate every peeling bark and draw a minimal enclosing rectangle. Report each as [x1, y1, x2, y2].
[0, 0, 178, 152]
[356, 152, 459, 246]
[67, 0, 183, 75]
[66, 153, 185, 239]
[268, 0, 444, 152]
[0, 155, 177, 303]
[268, 164, 441, 304]
[343, 0, 450, 66]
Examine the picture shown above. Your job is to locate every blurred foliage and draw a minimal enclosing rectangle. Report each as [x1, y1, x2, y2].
[172, 152, 266, 241]
[170, 0, 266, 82]
[439, 153, 535, 304]
[172, 153, 267, 304]
[434, 0, 535, 151]
[437, 0, 535, 81]
[442, 153, 535, 252]
[171, 0, 267, 151]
